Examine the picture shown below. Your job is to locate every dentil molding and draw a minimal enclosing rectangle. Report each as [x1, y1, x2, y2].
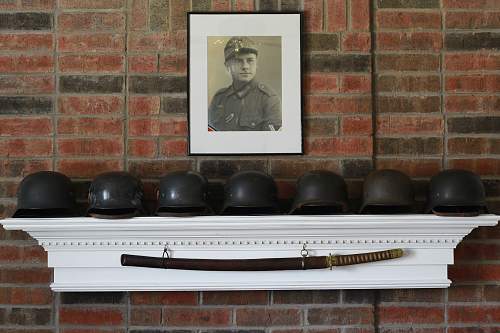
[1, 215, 498, 291]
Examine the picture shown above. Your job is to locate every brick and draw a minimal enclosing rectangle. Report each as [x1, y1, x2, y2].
[305, 73, 339, 93]
[447, 329, 498, 333]
[378, 75, 440, 93]
[378, 115, 442, 134]
[161, 96, 187, 114]
[448, 306, 500, 324]
[448, 138, 500, 155]
[379, 306, 444, 324]
[0, 138, 52, 157]
[342, 32, 371, 52]
[59, 96, 123, 115]
[376, 159, 441, 177]
[342, 159, 373, 178]
[305, 137, 373, 156]
[0, 13, 52, 30]
[446, 33, 500, 51]
[445, 54, 500, 71]
[259, 0, 278, 10]
[58, 34, 124, 52]
[57, 138, 123, 156]
[271, 160, 341, 178]
[57, 118, 122, 135]
[0, 75, 54, 94]
[170, 0, 190, 31]
[341, 75, 371, 93]
[0, 33, 52, 51]
[377, 137, 442, 155]
[57, 13, 125, 32]
[449, 159, 500, 176]
[379, 289, 443, 302]
[59, 75, 123, 93]
[130, 307, 162, 325]
[128, 138, 157, 157]
[449, 264, 500, 281]
[129, 96, 160, 116]
[445, 95, 500, 114]
[306, 95, 372, 114]
[192, 0, 212, 11]
[203, 291, 268, 305]
[0, 268, 52, 284]
[327, 0, 347, 32]
[128, 32, 175, 52]
[448, 116, 500, 134]
[165, 308, 231, 326]
[60, 308, 123, 325]
[448, 285, 484, 302]
[0, 96, 52, 114]
[378, 0, 440, 8]
[343, 290, 375, 303]
[0, 287, 52, 305]
[6, 308, 51, 325]
[0, 0, 16, 9]
[131, 291, 197, 305]
[377, 32, 442, 51]
[128, 118, 159, 136]
[377, 54, 439, 71]
[0, 118, 51, 136]
[0, 55, 53, 73]
[378, 96, 440, 113]
[380, 329, 444, 333]
[0, 181, 17, 197]
[341, 115, 372, 135]
[59, 0, 124, 9]
[128, 55, 157, 73]
[149, 0, 169, 31]
[212, 0, 231, 10]
[0, 160, 51, 177]
[130, 0, 148, 30]
[236, 308, 301, 326]
[57, 160, 123, 178]
[273, 291, 340, 304]
[446, 75, 499, 93]
[61, 292, 125, 304]
[20, 0, 56, 10]
[129, 76, 186, 94]
[160, 138, 187, 157]
[484, 285, 500, 302]
[308, 54, 370, 73]
[305, 33, 339, 52]
[158, 53, 187, 74]
[304, 117, 339, 136]
[446, 12, 500, 29]
[235, 0, 255, 11]
[443, 0, 500, 9]
[200, 159, 267, 178]
[304, 0, 323, 32]
[455, 243, 500, 261]
[351, 0, 370, 30]
[128, 160, 194, 178]
[377, 11, 441, 29]
[59, 55, 124, 73]
[308, 307, 373, 325]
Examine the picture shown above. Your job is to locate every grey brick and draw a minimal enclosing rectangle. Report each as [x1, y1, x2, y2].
[161, 96, 187, 114]
[259, 0, 279, 11]
[376, 137, 443, 155]
[273, 290, 340, 304]
[307, 54, 370, 73]
[341, 159, 373, 178]
[192, 0, 211, 11]
[448, 117, 500, 134]
[129, 76, 186, 94]
[150, 0, 169, 31]
[305, 33, 339, 52]
[7, 308, 51, 325]
[0, 13, 52, 30]
[61, 292, 126, 304]
[343, 290, 375, 304]
[0, 96, 52, 114]
[378, 96, 440, 113]
[377, 0, 440, 8]
[200, 160, 268, 178]
[445, 33, 500, 51]
[281, 0, 302, 11]
[59, 75, 123, 93]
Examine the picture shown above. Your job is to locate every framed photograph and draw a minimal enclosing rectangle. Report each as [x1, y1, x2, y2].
[188, 12, 303, 155]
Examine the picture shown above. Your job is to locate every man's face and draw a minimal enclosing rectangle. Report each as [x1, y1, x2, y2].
[225, 53, 257, 84]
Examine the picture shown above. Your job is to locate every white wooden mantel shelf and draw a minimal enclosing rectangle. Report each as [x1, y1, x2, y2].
[1, 215, 498, 291]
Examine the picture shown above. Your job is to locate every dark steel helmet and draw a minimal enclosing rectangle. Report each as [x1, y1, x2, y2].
[221, 170, 278, 215]
[425, 169, 487, 216]
[87, 171, 144, 219]
[13, 171, 77, 218]
[224, 36, 258, 62]
[290, 170, 348, 215]
[360, 169, 414, 214]
[156, 171, 213, 217]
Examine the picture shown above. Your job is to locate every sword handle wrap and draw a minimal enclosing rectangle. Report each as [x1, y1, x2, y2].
[327, 249, 403, 268]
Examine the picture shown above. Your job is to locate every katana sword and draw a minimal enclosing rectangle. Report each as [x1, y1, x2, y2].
[121, 248, 403, 271]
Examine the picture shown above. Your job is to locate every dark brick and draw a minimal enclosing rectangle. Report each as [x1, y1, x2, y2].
[304, 117, 338, 136]
[200, 159, 268, 178]
[308, 307, 373, 325]
[201, 331, 265, 333]
[448, 117, 500, 134]
[128, 160, 194, 178]
[377, 0, 439, 8]
[379, 289, 444, 302]
[259, 0, 279, 11]
[7, 308, 51, 325]
[281, 0, 301, 11]
[150, 0, 169, 31]
[0, 97, 52, 115]
[343, 290, 375, 304]
[129, 76, 186, 94]
[130, 330, 195, 333]
[192, 0, 211, 11]
[483, 180, 500, 197]
[273, 290, 340, 304]
[378, 75, 440, 93]
[0, 13, 52, 30]
[445, 33, 500, 51]
[378, 96, 440, 113]
[61, 292, 126, 304]
[161, 96, 187, 114]
[341, 159, 373, 178]
[305, 33, 339, 52]
[484, 285, 500, 302]
[377, 54, 439, 71]
[376, 138, 442, 155]
[59, 75, 123, 93]
[307, 55, 371, 73]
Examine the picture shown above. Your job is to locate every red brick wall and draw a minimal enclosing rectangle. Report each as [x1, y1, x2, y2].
[0, 0, 499, 332]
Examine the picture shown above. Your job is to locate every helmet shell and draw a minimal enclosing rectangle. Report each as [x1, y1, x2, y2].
[224, 36, 258, 62]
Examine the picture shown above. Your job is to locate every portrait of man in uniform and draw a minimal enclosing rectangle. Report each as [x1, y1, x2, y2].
[207, 36, 282, 132]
